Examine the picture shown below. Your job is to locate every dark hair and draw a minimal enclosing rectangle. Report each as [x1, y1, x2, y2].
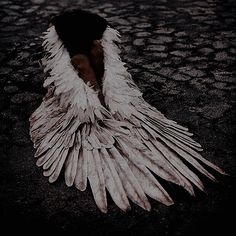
[50, 9, 108, 56]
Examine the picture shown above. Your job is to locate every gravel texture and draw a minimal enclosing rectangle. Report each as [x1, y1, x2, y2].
[0, 0, 235, 235]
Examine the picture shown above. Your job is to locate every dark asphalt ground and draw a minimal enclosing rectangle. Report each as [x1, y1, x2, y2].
[0, 0, 235, 235]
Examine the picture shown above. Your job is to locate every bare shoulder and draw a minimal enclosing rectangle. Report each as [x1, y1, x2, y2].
[71, 54, 90, 71]
[90, 40, 104, 59]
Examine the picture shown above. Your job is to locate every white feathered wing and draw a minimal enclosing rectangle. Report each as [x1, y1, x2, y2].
[101, 26, 225, 197]
[30, 26, 175, 213]
[30, 25, 225, 213]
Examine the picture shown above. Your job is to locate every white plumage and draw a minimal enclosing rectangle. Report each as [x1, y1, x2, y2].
[30, 25, 225, 213]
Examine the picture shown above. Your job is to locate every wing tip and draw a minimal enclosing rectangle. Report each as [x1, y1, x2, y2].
[65, 179, 74, 187]
[164, 197, 174, 206]
[186, 185, 195, 196]
[166, 201, 174, 206]
[216, 167, 227, 176]
[48, 174, 58, 183]
[144, 201, 151, 211]
[124, 205, 132, 212]
[75, 182, 87, 191]
[100, 207, 108, 214]
[36, 159, 43, 167]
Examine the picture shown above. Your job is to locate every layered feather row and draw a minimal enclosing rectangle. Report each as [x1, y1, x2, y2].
[29, 25, 224, 213]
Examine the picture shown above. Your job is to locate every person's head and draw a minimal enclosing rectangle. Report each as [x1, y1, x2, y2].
[50, 8, 108, 57]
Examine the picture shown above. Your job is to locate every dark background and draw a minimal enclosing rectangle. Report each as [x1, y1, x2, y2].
[0, 0, 235, 235]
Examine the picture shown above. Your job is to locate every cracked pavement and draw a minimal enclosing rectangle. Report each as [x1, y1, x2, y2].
[0, 0, 235, 235]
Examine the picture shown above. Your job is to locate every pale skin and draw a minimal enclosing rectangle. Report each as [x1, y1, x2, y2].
[70, 40, 105, 106]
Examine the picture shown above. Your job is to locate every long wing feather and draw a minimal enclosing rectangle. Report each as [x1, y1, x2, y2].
[65, 135, 80, 187]
[100, 148, 130, 211]
[74, 147, 88, 191]
[109, 146, 151, 211]
[87, 148, 107, 213]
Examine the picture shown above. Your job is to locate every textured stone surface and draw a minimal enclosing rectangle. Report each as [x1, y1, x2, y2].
[199, 102, 232, 119]
[0, 0, 235, 235]
[11, 92, 42, 104]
